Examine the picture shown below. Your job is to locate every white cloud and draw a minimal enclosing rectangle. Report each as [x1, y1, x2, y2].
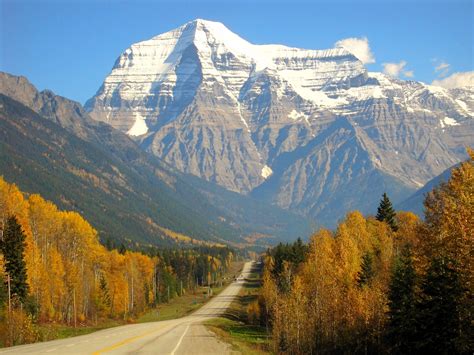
[335, 37, 375, 64]
[433, 60, 451, 78]
[435, 62, 450, 72]
[382, 61, 414, 78]
[382, 61, 406, 77]
[432, 71, 474, 89]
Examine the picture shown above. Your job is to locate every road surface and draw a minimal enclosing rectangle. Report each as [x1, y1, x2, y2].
[0, 262, 254, 354]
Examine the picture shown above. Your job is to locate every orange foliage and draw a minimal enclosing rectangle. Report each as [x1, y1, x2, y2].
[0, 177, 156, 323]
[267, 213, 395, 354]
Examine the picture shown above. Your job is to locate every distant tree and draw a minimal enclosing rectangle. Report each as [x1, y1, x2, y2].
[118, 243, 127, 255]
[376, 193, 398, 231]
[357, 252, 374, 287]
[270, 239, 308, 287]
[291, 237, 308, 265]
[416, 257, 462, 354]
[261, 256, 277, 331]
[387, 246, 418, 353]
[0, 216, 29, 302]
[104, 238, 115, 251]
[0, 177, 235, 331]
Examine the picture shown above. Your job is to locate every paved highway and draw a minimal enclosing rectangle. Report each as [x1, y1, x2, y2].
[0, 262, 254, 354]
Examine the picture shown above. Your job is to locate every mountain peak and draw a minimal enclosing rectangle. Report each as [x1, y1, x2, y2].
[186, 18, 224, 27]
[85, 20, 473, 228]
[165, 18, 253, 58]
[89, 19, 369, 132]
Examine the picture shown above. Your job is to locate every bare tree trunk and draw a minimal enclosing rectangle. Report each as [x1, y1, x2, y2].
[73, 288, 77, 328]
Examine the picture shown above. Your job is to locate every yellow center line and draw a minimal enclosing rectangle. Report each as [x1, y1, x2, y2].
[91, 323, 170, 355]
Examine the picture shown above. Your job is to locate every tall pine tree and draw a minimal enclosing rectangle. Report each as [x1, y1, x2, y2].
[376, 192, 398, 231]
[416, 257, 462, 354]
[387, 246, 417, 353]
[0, 216, 29, 302]
[357, 252, 374, 287]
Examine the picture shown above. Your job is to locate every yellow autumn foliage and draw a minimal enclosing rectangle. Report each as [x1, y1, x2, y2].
[0, 177, 156, 323]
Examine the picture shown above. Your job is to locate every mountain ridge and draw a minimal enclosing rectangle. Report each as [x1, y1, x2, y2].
[85, 19, 473, 227]
[0, 71, 312, 248]
[397, 163, 457, 216]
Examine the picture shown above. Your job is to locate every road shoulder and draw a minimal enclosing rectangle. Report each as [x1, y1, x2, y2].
[204, 262, 270, 354]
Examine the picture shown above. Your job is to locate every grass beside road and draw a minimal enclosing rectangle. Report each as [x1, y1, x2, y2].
[206, 318, 269, 355]
[37, 320, 124, 342]
[34, 261, 245, 344]
[205, 262, 271, 354]
[137, 260, 244, 323]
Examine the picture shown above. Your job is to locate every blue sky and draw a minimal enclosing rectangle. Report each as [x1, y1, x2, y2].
[1, 0, 472, 104]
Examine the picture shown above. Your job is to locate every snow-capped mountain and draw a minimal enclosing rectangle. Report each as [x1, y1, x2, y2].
[86, 19, 473, 226]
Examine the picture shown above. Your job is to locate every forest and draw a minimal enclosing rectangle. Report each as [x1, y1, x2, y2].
[259, 149, 473, 354]
[1, 149, 472, 352]
[0, 177, 235, 346]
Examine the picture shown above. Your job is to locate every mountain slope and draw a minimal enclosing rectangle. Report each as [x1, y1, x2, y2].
[0, 72, 312, 247]
[396, 164, 456, 216]
[86, 19, 473, 227]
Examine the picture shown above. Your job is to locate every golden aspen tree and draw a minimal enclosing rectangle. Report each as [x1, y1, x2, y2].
[0, 177, 233, 333]
[46, 247, 66, 321]
[27, 195, 60, 320]
[105, 250, 128, 317]
[286, 275, 311, 354]
[394, 212, 420, 249]
[0, 178, 30, 232]
[419, 149, 473, 352]
[261, 255, 277, 330]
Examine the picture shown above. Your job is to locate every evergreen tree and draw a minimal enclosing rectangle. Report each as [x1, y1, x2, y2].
[98, 274, 111, 308]
[118, 243, 127, 255]
[376, 192, 398, 231]
[291, 237, 308, 265]
[271, 239, 308, 282]
[0, 216, 29, 302]
[357, 252, 374, 287]
[0, 275, 7, 306]
[387, 246, 417, 353]
[416, 257, 462, 354]
[104, 238, 114, 251]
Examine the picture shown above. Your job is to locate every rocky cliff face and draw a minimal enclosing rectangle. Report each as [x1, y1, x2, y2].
[86, 19, 473, 226]
[0, 71, 312, 245]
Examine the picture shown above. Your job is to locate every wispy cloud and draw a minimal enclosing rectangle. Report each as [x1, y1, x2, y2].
[433, 60, 451, 78]
[335, 37, 375, 64]
[435, 62, 450, 72]
[382, 61, 413, 78]
[432, 71, 474, 89]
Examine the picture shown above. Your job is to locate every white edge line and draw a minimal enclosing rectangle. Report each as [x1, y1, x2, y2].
[170, 324, 190, 355]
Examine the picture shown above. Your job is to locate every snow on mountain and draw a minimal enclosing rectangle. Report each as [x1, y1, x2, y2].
[261, 165, 273, 179]
[87, 19, 365, 125]
[86, 19, 473, 227]
[127, 112, 148, 136]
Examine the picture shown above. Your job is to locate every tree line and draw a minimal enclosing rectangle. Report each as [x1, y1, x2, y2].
[259, 149, 473, 354]
[0, 177, 235, 346]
